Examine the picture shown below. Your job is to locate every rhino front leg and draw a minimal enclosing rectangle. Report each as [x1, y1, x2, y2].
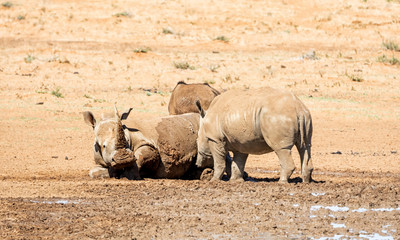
[275, 148, 295, 183]
[135, 145, 160, 178]
[209, 141, 227, 181]
[120, 165, 142, 180]
[230, 152, 248, 182]
[89, 165, 110, 178]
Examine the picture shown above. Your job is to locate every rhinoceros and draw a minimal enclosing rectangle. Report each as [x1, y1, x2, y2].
[83, 107, 201, 179]
[168, 81, 220, 115]
[195, 87, 313, 183]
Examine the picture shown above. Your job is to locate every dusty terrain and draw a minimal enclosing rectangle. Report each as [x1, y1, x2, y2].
[1, 0, 400, 239]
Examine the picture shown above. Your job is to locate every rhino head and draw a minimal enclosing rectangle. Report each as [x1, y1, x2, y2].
[83, 106, 135, 169]
[195, 100, 214, 168]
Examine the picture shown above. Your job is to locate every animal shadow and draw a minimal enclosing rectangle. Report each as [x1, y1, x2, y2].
[246, 176, 325, 184]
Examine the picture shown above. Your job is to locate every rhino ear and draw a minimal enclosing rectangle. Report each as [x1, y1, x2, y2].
[120, 108, 133, 120]
[195, 100, 206, 118]
[83, 111, 96, 129]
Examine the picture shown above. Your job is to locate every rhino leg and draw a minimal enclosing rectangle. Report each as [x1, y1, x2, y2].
[209, 141, 227, 181]
[230, 152, 248, 182]
[120, 165, 142, 180]
[89, 165, 110, 178]
[225, 153, 232, 178]
[296, 144, 313, 183]
[275, 149, 295, 183]
[135, 145, 160, 178]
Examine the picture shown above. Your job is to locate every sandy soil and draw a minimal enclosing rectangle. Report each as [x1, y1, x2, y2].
[1, 0, 399, 239]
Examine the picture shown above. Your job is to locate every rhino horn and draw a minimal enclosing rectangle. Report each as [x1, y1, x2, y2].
[114, 105, 128, 150]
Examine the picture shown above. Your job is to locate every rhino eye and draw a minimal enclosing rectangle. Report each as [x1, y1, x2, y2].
[103, 144, 106, 149]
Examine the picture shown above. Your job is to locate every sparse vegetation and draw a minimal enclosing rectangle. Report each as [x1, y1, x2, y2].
[204, 80, 216, 84]
[1, 1, 12, 8]
[17, 15, 25, 20]
[174, 61, 195, 70]
[24, 54, 35, 63]
[133, 47, 151, 53]
[162, 27, 174, 34]
[222, 74, 240, 83]
[47, 55, 70, 64]
[51, 88, 64, 98]
[348, 74, 363, 82]
[209, 64, 220, 72]
[214, 35, 229, 43]
[83, 94, 92, 99]
[36, 89, 47, 94]
[377, 54, 400, 65]
[382, 41, 399, 51]
[345, 71, 363, 82]
[113, 11, 131, 17]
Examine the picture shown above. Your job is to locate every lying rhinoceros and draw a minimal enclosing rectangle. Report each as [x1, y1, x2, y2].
[195, 87, 313, 183]
[168, 81, 220, 115]
[83, 107, 201, 179]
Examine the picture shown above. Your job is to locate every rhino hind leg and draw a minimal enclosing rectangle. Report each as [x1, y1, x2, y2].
[230, 152, 248, 182]
[275, 149, 296, 183]
[296, 144, 313, 183]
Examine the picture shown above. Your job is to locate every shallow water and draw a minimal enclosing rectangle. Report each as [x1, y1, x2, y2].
[30, 199, 85, 205]
[309, 204, 397, 239]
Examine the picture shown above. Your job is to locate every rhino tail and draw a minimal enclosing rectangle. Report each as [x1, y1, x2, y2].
[298, 111, 312, 151]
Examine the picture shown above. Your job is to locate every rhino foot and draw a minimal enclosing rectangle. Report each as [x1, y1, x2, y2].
[89, 166, 110, 178]
[200, 168, 213, 181]
[278, 179, 289, 184]
[230, 177, 245, 183]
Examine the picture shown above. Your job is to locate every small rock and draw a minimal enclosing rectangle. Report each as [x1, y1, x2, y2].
[331, 151, 342, 155]
[302, 50, 319, 60]
[36, 102, 44, 105]
[51, 156, 58, 159]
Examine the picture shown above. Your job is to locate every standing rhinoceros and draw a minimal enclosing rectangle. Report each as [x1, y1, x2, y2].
[168, 81, 220, 115]
[195, 87, 313, 183]
[83, 107, 201, 179]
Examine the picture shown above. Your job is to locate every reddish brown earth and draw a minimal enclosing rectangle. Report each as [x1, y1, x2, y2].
[0, 0, 399, 239]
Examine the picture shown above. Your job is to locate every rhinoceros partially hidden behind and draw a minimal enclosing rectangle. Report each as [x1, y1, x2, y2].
[83, 107, 201, 179]
[168, 81, 220, 115]
[195, 87, 314, 183]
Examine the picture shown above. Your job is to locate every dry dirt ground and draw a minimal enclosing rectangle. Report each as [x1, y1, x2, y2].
[1, 0, 400, 239]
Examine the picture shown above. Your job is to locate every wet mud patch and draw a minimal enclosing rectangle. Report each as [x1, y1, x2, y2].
[1, 177, 399, 239]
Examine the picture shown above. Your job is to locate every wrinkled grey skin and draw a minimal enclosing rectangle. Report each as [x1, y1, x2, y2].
[195, 87, 313, 183]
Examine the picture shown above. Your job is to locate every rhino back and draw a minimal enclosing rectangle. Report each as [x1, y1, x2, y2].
[168, 82, 220, 115]
[155, 113, 200, 178]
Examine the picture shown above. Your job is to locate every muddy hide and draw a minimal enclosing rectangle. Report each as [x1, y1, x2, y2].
[154, 113, 200, 178]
